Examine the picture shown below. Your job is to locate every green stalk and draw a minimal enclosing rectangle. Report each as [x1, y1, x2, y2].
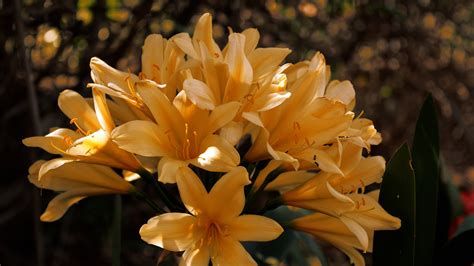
[138, 170, 183, 212]
[130, 187, 165, 214]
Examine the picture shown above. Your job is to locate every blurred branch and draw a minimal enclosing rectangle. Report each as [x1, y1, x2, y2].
[13, 2, 44, 266]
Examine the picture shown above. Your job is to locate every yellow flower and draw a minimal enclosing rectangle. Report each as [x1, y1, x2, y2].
[28, 160, 132, 222]
[139, 166, 283, 265]
[172, 13, 292, 145]
[292, 212, 372, 266]
[111, 80, 240, 183]
[23, 89, 142, 176]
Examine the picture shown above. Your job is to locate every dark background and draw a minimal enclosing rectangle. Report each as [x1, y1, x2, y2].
[0, 0, 472, 265]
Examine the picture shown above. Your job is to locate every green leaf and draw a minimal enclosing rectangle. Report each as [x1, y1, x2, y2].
[435, 215, 474, 265]
[373, 144, 416, 266]
[412, 94, 441, 266]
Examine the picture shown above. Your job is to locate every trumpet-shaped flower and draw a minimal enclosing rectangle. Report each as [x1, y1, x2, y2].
[23, 89, 142, 176]
[245, 53, 357, 172]
[173, 13, 292, 144]
[111, 80, 240, 183]
[292, 212, 372, 266]
[28, 160, 132, 222]
[139, 166, 283, 265]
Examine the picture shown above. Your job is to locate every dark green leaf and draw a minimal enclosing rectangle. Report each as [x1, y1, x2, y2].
[373, 144, 416, 266]
[412, 94, 441, 266]
[435, 215, 474, 266]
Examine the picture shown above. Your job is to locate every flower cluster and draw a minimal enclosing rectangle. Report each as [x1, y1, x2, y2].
[24, 13, 400, 266]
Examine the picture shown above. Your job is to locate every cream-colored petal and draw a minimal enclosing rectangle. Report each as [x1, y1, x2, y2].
[157, 157, 188, 184]
[207, 167, 249, 220]
[183, 79, 217, 110]
[248, 48, 291, 81]
[253, 91, 292, 112]
[142, 34, 165, 80]
[136, 80, 186, 142]
[22, 128, 81, 155]
[228, 215, 283, 241]
[32, 160, 131, 192]
[192, 13, 222, 59]
[112, 120, 172, 157]
[211, 237, 257, 266]
[40, 187, 113, 222]
[90, 57, 139, 95]
[182, 244, 210, 266]
[223, 33, 253, 102]
[241, 28, 259, 55]
[172, 33, 199, 59]
[242, 111, 264, 127]
[267, 143, 300, 170]
[176, 166, 208, 215]
[218, 121, 244, 146]
[207, 101, 241, 135]
[58, 90, 101, 132]
[92, 88, 115, 133]
[266, 170, 315, 192]
[38, 157, 75, 180]
[139, 213, 197, 252]
[325, 80, 356, 106]
[339, 216, 369, 251]
[313, 149, 344, 175]
[191, 135, 239, 173]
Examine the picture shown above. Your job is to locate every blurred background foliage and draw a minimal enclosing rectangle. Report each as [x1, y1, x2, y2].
[0, 0, 473, 265]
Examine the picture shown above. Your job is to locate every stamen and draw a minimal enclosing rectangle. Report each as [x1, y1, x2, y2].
[152, 64, 160, 71]
[125, 75, 137, 98]
[359, 179, 366, 194]
[70, 118, 88, 135]
[50, 141, 68, 154]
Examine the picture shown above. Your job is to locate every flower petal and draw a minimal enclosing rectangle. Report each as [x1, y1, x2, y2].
[112, 120, 172, 157]
[136, 80, 186, 143]
[142, 34, 165, 80]
[325, 80, 356, 106]
[40, 187, 112, 222]
[158, 157, 189, 184]
[241, 28, 259, 55]
[181, 244, 210, 266]
[183, 79, 217, 110]
[211, 237, 256, 266]
[58, 90, 101, 132]
[207, 167, 249, 220]
[228, 215, 283, 241]
[176, 166, 208, 215]
[22, 128, 81, 155]
[223, 33, 253, 102]
[248, 48, 291, 81]
[139, 213, 197, 252]
[207, 101, 241, 135]
[191, 135, 239, 173]
[92, 88, 115, 133]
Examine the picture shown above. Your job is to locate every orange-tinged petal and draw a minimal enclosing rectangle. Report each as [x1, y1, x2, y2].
[183, 78, 217, 110]
[92, 88, 115, 133]
[58, 90, 101, 132]
[228, 215, 283, 241]
[40, 187, 113, 222]
[248, 48, 291, 81]
[176, 166, 208, 215]
[112, 120, 173, 157]
[241, 28, 259, 55]
[136, 80, 185, 143]
[207, 167, 249, 221]
[207, 101, 241, 135]
[191, 135, 239, 173]
[139, 213, 197, 252]
[223, 33, 253, 102]
[211, 237, 256, 266]
[22, 128, 81, 155]
[181, 244, 210, 266]
[325, 80, 355, 106]
[142, 34, 165, 80]
[157, 157, 188, 184]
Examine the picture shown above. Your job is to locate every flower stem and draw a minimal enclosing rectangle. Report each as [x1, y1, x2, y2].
[138, 170, 184, 212]
[130, 187, 165, 214]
